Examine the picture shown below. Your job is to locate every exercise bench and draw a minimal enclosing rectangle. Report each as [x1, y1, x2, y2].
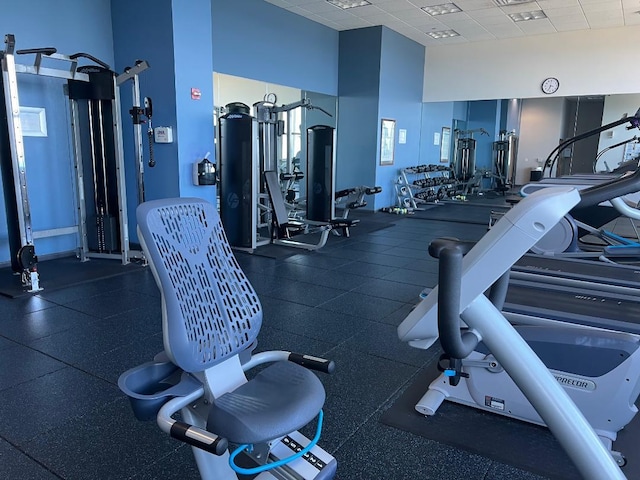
[264, 170, 356, 248]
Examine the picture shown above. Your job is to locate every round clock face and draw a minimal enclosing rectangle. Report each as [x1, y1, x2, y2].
[541, 77, 560, 94]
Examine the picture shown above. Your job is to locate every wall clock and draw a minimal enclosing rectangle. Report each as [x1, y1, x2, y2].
[541, 77, 560, 95]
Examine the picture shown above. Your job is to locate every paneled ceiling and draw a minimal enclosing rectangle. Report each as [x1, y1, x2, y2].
[264, 0, 640, 46]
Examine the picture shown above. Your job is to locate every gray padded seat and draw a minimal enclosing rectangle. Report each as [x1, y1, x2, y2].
[208, 360, 325, 444]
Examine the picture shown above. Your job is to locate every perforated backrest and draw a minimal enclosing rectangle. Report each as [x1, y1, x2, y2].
[137, 197, 262, 373]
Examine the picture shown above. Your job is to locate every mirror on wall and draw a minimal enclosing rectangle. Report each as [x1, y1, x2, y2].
[419, 93, 640, 186]
[212, 72, 337, 200]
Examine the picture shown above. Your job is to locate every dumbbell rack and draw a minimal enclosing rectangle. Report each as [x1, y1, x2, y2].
[395, 165, 455, 210]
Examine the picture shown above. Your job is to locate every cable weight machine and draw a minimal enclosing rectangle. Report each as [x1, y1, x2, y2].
[217, 97, 332, 252]
[0, 33, 151, 292]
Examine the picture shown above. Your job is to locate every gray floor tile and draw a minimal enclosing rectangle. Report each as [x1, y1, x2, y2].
[265, 279, 346, 307]
[352, 278, 424, 303]
[0, 305, 97, 343]
[22, 397, 179, 479]
[320, 292, 406, 321]
[0, 438, 59, 480]
[0, 367, 120, 445]
[0, 344, 66, 393]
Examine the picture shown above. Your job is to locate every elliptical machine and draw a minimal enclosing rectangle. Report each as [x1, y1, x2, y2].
[398, 176, 640, 479]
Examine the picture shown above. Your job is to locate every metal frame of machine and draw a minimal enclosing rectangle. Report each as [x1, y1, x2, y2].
[0, 33, 149, 291]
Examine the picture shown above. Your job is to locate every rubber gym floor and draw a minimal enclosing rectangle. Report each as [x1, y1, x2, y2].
[0, 206, 556, 480]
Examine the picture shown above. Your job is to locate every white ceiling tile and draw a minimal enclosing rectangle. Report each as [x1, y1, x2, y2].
[378, 0, 421, 12]
[589, 18, 626, 27]
[581, 2, 624, 13]
[301, 2, 347, 13]
[335, 16, 375, 28]
[543, 6, 585, 17]
[468, 8, 509, 19]
[347, 4, 388, 16]
[474, 15, 514, 26]
[390, 8, 431, 20]
[313, 9, 354, 21]
[451, 0, 497, 11]
[584, 10, 624, 20]
[402, 14, 447, 25]
[414, 20, 451, 31]
[537, 0, 580, 7]
[515, 18, 557, 33]
[553, 20, 591, 30]
[498, 2, 544, 13]
[578, 0, 619, 5]
[462, 30, 497, 39]
[549, 15, 589, 27]
[262, 0, 640, 44]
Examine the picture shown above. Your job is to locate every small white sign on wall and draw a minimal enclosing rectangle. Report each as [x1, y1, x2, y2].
[20, 106, 47, 137]
[433, 132, 440, 146]
[398, 129, 407, 144]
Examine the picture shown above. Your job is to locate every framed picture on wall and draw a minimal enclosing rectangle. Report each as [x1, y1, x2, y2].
[440, 126, 451, 163]
[380, 118, 396, 166]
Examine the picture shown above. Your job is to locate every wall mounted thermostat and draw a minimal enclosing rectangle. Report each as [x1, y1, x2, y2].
[154, 126, 174, 143]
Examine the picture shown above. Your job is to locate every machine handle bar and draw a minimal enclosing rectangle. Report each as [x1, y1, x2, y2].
[288, 353, 335, 374]
[429, 238, 479, 360]
[69, 52, 111, 70]
[577, 167, 640, 208]
[157, 387, 228, 456]
[16, 47, 57, 56]
[169, 420, 228, 456]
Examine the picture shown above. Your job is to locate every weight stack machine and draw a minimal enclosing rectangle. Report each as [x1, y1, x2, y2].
[493, 130, 518, 189]
[306, 125, 336, 223]
[68, 64, 129, 261]
[217, 103, 269, 251]
[454, 137, 476, 183]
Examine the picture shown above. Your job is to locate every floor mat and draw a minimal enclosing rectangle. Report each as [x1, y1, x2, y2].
[380, 360, 640, 480]
[409, 203, 508, 225]
[0, 256, 145, 299]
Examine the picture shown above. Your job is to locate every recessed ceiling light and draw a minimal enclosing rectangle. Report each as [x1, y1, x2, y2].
[422, 3, 462, 16]
[326, 0, 371, 9]
[494, 0, 536, 5]
[427, 29, 460, 39]
[509, 10, 547, 22]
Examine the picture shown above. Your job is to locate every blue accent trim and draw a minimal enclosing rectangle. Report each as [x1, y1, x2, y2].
[600, 230, 640, 246]
[444, 369, 456, 377]
[228, 410, 324, 475]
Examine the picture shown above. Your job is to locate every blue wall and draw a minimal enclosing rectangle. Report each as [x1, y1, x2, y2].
[336, 27, 381, 194]
[211, 0, 339, 96]
[419, 102, 455, 165]
[171, 0, 216, 200]
[376, 27, 424, 209]
[112, 0, 216, 242]
[0, 0, 114, 263]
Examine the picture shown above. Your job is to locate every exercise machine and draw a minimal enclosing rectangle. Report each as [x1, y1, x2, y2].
[0, 34, 147, 292]
[217, 99, 333, 252]
[492, 129, 518, 191]
[398, 182, 632, 479]
[119, 197, 337, 480]
[335, 185, 382, 236]
[264, 170, 351, 250]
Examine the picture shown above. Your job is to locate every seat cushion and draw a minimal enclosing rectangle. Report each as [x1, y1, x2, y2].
[207, 361, 325, 444]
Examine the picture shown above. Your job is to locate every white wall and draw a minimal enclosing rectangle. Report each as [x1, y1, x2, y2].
[213, 72, 301, 111]
[516, 97, 565, 185]
[423, 25, 640, 102]
[594, 94, 640, 172]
